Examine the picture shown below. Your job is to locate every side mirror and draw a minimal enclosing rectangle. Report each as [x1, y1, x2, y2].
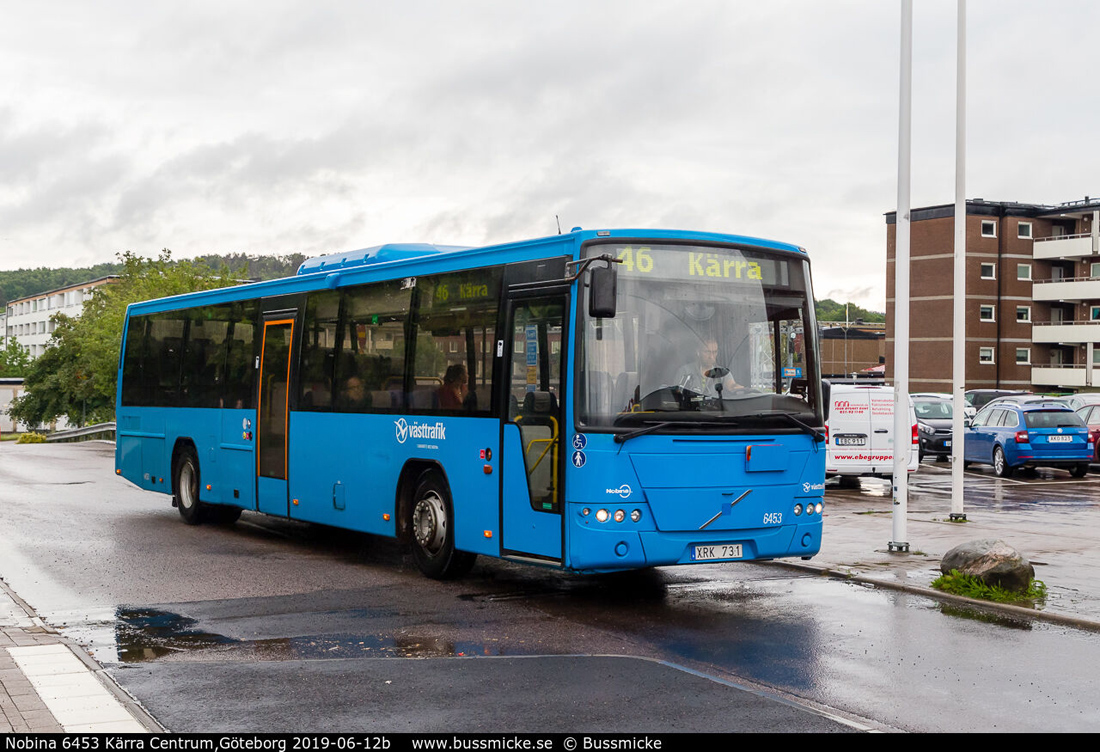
[589, 265, 618, 319]
[964, 418, 972, 428]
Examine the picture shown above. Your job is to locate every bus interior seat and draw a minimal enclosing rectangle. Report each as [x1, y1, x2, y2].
[372, 390, 396, 408]
[409, 387, 438, 410]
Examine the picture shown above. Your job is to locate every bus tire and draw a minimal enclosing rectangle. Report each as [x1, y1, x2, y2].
[174, 448, 206, 525]
[408, 470, 476, 580]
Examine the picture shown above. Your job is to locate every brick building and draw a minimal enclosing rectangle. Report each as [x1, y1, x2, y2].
[819, 323, 885, 379]
[885, 197, 1100, 393]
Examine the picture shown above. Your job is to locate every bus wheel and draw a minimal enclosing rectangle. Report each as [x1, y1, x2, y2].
[409, 471, 476, 580]
[174, 449, 206, 525]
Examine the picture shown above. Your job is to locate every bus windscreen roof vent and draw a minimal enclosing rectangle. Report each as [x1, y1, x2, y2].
[296, 244, 471, 275]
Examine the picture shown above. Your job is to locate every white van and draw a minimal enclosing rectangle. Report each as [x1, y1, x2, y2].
[824, 384, 919, 487]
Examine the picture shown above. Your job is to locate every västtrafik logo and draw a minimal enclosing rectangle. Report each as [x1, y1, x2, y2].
[395, 418, 446, 444]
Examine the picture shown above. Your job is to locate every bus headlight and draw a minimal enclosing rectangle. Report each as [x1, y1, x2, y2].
[613, 509, 625, 523]
[794, 504, 803, 516]
[815, 502, 824, 514]
[596, 509, 610, 523]
[630, 509, 642, 523]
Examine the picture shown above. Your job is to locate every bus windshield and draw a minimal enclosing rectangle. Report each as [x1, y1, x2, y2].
[577, 243, 822, 432]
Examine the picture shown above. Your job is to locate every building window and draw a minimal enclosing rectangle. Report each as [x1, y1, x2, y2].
[981, 220, 997, 238]
[1016, 348, 1031, 365]
[1018, 222, 1032, 239]
[1016, 306, 1031, 323]
[1091, 262, 1100, 279]
[979, 305, 996, 322]
[979, 347, 995, 364]
[1091, 306, 1100, 321]
[1017, 264, 1031, 281]
[980, 263, 996, 280]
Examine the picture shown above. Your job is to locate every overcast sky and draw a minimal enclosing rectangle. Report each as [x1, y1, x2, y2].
[3, 1, 1099, 309]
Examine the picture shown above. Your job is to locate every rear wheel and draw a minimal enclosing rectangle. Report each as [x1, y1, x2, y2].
[408, 471, 476, 580]
[993, 446, 1013, 478]
[174, 448, 206, 525]
[1072, 463, 1089, 478]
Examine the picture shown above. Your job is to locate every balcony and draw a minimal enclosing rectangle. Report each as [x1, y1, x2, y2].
[1031, 276, 1100, 302]
[1032, 233, 1096, 260]
[1032, 321, 1100, 343]
[1031, 365, 1096, 389]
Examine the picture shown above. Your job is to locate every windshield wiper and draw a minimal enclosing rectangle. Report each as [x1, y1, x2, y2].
[613, 411, 824, 445]
[614, 421, 679, 444]
[613, 416, 746, 444]
[739, 411, 826, 442]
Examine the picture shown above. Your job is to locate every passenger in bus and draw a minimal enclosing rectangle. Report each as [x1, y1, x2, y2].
[336, 376, 368, 411]
[437, 363, 469, 410]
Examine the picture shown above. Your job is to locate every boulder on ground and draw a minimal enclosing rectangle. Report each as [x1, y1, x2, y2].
[940, 538, 1035, 592]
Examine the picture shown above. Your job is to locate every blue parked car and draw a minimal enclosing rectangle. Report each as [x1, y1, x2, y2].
[964, 402, 1093, 478]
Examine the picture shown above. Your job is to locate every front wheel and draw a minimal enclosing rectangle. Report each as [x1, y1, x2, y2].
[408, 471, 476, 580]
[993, 446, 1013, 478]
[174, 449, 206, 525]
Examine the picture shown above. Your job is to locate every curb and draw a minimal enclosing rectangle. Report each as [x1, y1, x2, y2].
[0, 578, 165, 733]
[765, 559, 1100, 634]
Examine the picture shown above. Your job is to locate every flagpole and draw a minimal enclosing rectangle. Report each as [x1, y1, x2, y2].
[891, 0, 913, 553]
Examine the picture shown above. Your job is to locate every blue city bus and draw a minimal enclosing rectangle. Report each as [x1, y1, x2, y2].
[115, 228, 826, 579]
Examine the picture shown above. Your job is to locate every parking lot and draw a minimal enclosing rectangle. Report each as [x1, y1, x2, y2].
[813, 454, 1100, 626]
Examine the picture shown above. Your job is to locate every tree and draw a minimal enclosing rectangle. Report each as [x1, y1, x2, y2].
[815, 298, 885, 324]
[0, 337, 30, 377]
[9, 250, 240, 427]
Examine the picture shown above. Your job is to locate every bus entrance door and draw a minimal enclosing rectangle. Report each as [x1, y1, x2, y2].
[501, 295, 566, 563]
[256, 316, 295, 516]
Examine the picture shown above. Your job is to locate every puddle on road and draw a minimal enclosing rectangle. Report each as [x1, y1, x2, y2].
[113, 608, 517, 664]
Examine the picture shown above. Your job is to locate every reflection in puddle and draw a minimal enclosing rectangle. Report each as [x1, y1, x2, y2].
[115, 609, 237, 662]
[937, 603, 1035, 630]
[114, 608, 517, 664]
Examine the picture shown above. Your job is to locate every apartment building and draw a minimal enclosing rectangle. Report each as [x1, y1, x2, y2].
[3, 276, 118, 357]
[885, 197, 1100, 393]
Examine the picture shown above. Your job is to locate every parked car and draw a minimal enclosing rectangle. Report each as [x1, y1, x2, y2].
[984, 394, 1071, 409]
[912, 391, 975, 419]
[1076, 405, 1100, 464]
[825, 384, 919, 487]
[1064, 393, 1100, 412]
[913, 396, 954, 461]
[965, 389, 1028, 411]
[964, 403, 1092, 478]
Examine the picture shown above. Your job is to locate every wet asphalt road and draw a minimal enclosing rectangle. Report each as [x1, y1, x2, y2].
[3, 442, 1100, 732]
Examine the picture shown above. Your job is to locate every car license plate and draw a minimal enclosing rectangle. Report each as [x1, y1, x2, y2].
[692, 544, 743, 561]
[1048, 435, 1073, 443]
[836, 437, 865, 446]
